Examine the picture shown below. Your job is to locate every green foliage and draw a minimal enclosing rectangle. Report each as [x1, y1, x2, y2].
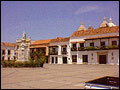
[7, 61, 14, 67]
[1, 49, 46, 68]
[13, 59, 16, 62]
[14, 62, 24, 67]
[2, 61, 8, 67]
[24, 61, 30, 67]
[109, 45, 119, 49]
[94, 46, 100, 50]
[31, 49, 46, 67]
[87, 46, 95, 50]
[38, 56, 46, 65]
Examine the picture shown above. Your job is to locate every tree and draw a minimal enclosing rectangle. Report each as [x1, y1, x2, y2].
[30, 49, 46, 67]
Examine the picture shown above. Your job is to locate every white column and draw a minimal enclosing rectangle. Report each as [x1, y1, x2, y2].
[67, 43, 72, 64]
[5, 49, 8, 60]
[50, 56, 51, 64]
[77, 43, 79, 64]
[77, 43, 79, 50]
[117, 55, 119, 65]
[58, 56, 62, 64]
[54, 57, 56, 64]
[58, 45, 61, 55]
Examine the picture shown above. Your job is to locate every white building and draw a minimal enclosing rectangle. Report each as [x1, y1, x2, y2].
[49, 17, 119, 65]
[49, 37, 70, 64]
[1, 42, 16, 60]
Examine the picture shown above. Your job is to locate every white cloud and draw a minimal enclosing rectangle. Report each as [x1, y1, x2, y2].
[75, 5, 100, 15]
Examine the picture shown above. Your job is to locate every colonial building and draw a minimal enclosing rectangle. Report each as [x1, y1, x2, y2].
[30, 39, 52, 63]
[48, 17, 119, 65]
[48, 37, 70, 64]
[2, 17, 118, 65]
[1, 42, 16, 60]
[16, 32, 31, 61]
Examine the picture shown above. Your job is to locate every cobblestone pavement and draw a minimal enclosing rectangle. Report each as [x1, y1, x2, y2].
[1, 64, 119, 89]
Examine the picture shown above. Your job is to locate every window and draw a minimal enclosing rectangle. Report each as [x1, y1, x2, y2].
[14, 52, 16, 55]
[82, 55, 88, 62]
[2, 56, 5, 60]
[101, 41, 105, 46]
[63, 47, 66, 52]
[112, 41, 117, 45]
[52, 57, 54, 64]
[55, 57, 58, 64]
[91, 53, 93, 56]
[8, 57, 10, 60]
[8, 50, 11, 55]
[90, 42, 94, 47]
[73, 43, 77, 48]
[80, 43, 84, 47]
[52, 47, 56, 52]
[112, 52, 113, 56]
[2, 50, 5, 55]
[72, 55, 77, 62]
[14, 56, 16, 60]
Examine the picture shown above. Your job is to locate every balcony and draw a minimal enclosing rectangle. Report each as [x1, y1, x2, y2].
[78, 45, 119, 51]
[49, 51, 58, 55]
[71, 47, 77, 51]
[109, 45, 119, 49]
[62, 51, 67, 54]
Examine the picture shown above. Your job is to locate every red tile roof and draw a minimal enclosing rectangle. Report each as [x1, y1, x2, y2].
[31, 39, 52, 45]
[71, 26, 119, 37]
[50, 37, 69, 43]
[71, 41, 85, 43]
[84, 35, 119, 40]
[1, 42, 16, 47]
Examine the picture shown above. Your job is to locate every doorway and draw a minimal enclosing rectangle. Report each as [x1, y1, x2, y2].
[55, 57, 58, 64]
[82, 55, 88, 63]
[63, 57, 67, 64]
[99, 55, 107, 64]
[51, 57, 54, 64]
[72, 55, 77, 64]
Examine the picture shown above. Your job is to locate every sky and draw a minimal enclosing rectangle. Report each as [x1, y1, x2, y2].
[1, 1, 119, 43]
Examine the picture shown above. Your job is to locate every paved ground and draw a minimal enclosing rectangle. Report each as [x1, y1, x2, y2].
[1, 64, 119, 89]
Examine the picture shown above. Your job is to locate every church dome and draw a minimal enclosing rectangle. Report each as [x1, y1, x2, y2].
[100, 17, 109, 28]
[78, 22, 87, 31]
[108, 17, 116, 27]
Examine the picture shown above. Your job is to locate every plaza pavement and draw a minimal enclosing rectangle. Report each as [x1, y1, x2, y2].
[1, 64, 119, 89]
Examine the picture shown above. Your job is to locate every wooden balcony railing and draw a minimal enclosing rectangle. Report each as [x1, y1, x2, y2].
[49, 51, 58, 55]
[62, 51, 67, 54]
[71, 47, 77, 51]
[78, 45, 119, 51]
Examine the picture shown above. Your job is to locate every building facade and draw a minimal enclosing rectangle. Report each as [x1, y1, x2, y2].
[48, 17, 119, 65]
[30, 39, 52, 63]
[1, 42, 16, 60]
[2, 17, 119, 65]
[48, 37, 70, 64]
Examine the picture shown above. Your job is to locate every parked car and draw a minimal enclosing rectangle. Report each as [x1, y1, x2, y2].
[85, 76, 119, 89]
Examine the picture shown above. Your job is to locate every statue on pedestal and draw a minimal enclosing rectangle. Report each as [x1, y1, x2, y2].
[22, 32, 26, 39]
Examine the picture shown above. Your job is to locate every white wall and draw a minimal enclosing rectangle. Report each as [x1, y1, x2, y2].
[77, 51, 97, 64]
[108, 50, 119, 65]
[49, 41, 69, 64]
[1, 46, 16, 60]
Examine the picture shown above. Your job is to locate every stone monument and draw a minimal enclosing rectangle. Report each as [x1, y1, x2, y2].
[16, 32, 31, 61]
